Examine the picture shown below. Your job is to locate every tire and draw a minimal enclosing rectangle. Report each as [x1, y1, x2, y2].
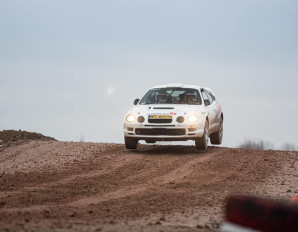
[210, 118, 223, 145]
[124, 137, 139, 149]
[195, 121, 209, 150]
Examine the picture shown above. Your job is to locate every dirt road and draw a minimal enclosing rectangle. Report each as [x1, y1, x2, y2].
[0, 141, 297, 231]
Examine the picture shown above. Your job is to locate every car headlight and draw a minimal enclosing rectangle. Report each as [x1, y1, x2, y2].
[126, 114, 135, 122]
[187, 115, 199, 123]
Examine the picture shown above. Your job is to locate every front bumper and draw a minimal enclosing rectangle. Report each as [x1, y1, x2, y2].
[123, 121, 204, 141]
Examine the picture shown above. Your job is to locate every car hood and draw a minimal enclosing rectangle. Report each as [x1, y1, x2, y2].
[127, 104, 206, 118]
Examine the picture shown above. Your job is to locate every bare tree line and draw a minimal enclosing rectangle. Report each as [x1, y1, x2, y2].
[239, 139, 297, 151]
[280, 142, 297, 151]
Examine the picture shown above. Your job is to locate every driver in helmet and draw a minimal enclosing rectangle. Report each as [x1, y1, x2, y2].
[156, 92, 167, 103]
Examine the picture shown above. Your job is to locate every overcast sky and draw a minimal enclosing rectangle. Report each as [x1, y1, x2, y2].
[1, 0, 297, 148]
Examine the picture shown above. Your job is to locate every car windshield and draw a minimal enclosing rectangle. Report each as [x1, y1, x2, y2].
[139, 88, 202, 105]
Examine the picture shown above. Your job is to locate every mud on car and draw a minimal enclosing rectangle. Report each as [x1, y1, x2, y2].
[123, 84, 223, 150]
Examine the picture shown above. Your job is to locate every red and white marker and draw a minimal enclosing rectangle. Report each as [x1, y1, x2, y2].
[222, 194, 298, 232]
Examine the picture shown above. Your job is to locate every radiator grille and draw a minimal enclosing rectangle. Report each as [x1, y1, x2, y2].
[135, 128, 186, 136]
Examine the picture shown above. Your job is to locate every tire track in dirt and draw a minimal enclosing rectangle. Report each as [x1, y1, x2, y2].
[0, 145, 219, 211]
[0, 155, 138, 199]
[69, 149, 221, 207]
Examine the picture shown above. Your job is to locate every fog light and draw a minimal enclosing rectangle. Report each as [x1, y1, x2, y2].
[138, 116, 145, 123]
[177, 116, 184, 123]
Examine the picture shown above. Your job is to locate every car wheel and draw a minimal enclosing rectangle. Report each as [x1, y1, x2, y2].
[124, 137, 139, 149]
[210, 118, 223, 145]
[195, 121, 209, 150]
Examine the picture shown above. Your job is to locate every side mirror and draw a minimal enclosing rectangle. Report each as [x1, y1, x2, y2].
[134, 99, 140, 105]
[204, 99, 210, 106]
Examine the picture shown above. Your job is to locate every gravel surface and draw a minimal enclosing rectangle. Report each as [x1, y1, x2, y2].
[0, 141, 297, 232]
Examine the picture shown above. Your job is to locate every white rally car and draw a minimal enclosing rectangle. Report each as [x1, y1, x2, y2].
[123, 84, 223, 150]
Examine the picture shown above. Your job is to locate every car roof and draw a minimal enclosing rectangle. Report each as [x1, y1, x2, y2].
[152, 83, 200, 89]
[152, 83, 206, 90]
[151, 84, 215, 96]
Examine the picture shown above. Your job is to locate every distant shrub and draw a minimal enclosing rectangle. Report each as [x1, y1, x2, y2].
[80, 135, 85, 142]
[239, 139, 274, 150]
[239, 139, 298, 151]
[281, 143, 297, 151]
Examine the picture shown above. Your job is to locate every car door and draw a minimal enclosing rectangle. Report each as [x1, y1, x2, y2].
[206, 90, 222, 131]
[201, 89, 217, 133]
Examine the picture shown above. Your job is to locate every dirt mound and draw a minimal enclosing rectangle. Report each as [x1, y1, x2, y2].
[0, 141, 297, 232]
[0, 130, 55, 148]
